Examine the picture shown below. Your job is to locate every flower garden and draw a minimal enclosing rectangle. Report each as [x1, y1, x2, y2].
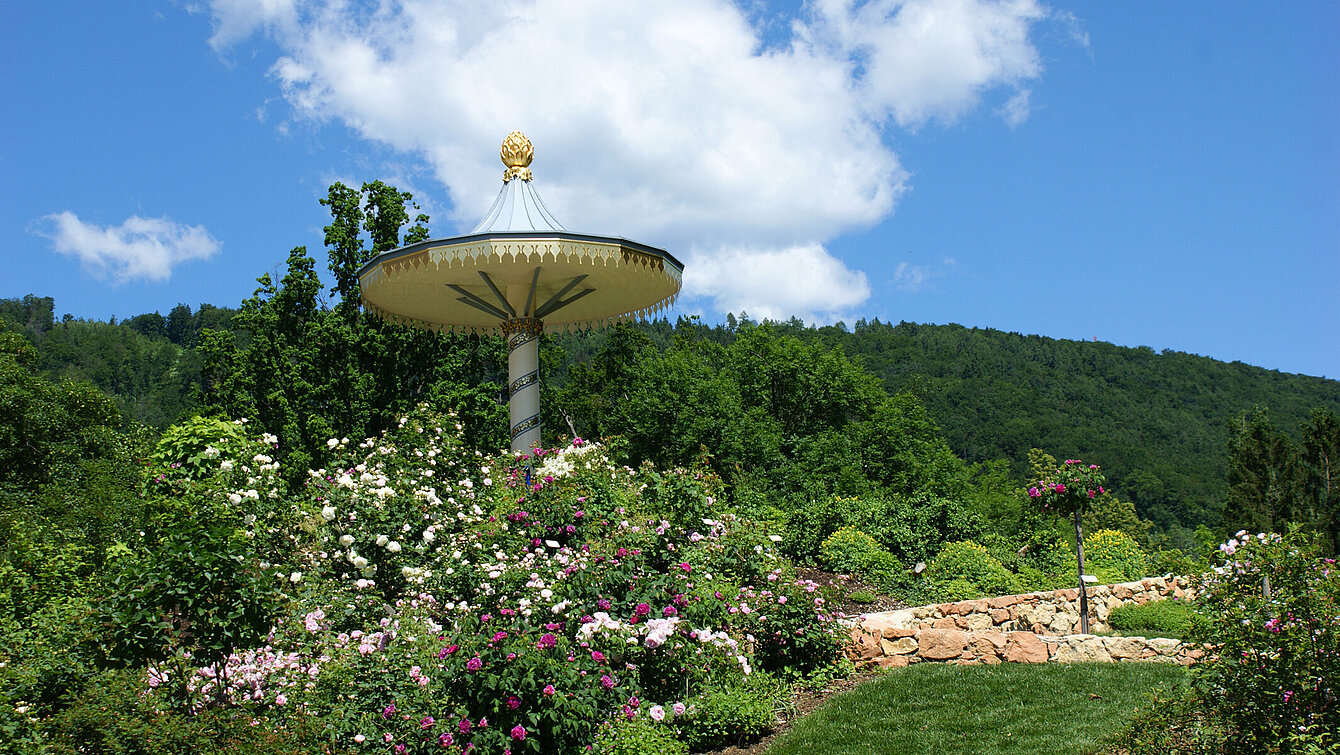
[2, 404, 1336, 754]
[5, 405, 855, 754]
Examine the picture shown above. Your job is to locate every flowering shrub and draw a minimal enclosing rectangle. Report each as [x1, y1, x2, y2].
[1026, 459, 1107, 517]
[820, 526, 905, 592]
[96, 405, 849, 753]
[1082, 529, 1149, 583]
[1191, 529, 1339, 752]
[924, 541, 1018, 600]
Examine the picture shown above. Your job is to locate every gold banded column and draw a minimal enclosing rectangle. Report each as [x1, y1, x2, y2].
[502, 317, 543, 454]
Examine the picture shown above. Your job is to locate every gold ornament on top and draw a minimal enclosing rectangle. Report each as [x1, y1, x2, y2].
[500, 131, 534, 182]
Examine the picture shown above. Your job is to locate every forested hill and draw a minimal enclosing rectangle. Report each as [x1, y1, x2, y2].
[555, 317, 1340, 534]
[6, 293, 1338, 536]
[782, 319, 1339, 530]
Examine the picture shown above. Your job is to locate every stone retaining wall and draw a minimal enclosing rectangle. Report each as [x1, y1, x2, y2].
[847, 576, 1201, 668]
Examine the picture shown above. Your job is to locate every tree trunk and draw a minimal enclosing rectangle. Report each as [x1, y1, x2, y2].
[1074, 509, 1090, 634]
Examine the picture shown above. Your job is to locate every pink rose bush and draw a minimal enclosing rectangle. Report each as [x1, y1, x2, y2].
[1191, 528, 1338, 750]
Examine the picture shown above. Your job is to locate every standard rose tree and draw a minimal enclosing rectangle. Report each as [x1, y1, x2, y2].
[1027, 459, 1107, 633]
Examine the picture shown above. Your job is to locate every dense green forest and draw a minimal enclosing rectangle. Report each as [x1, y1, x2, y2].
[6, 298, 1337, 547]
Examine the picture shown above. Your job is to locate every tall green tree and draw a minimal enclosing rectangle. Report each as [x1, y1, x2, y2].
[1301, 407, 1340, 552]
[198, 182, 505, 480]
[1225, 407, 1304, 535]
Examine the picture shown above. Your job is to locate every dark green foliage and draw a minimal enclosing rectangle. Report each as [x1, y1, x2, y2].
[673, 682, 775, 751]
[1225, 407, 1340, 553]
[98, 521, 281, 672]
[36, 670, 331, 755]
[1107, 598, 1196, 639]
[788, 319, 1340, 539]
[589, 717, 689, 755]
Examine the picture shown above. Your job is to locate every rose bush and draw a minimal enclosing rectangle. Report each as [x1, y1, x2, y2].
[1190, 529, 1338, 753]
[62, 404, 847, 754]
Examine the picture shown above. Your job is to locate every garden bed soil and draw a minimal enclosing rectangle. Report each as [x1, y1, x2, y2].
[794, 566, 909, 616]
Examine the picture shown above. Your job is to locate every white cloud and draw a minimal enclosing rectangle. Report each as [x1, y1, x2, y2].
[892, 261, 930, 291]
[684, 243, 871, 323]
[999, 88, 1031, 127]
[204, 0, 1053, 318]
[35, 212, 222, 283]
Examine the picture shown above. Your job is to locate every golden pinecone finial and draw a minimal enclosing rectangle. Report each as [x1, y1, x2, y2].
[500, 131, 534, 182]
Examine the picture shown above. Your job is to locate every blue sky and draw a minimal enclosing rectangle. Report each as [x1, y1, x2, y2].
[4, 1, 1337, 378]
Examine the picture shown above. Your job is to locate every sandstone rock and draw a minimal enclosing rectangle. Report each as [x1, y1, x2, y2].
[1003, 632, 1049, 663]
[874, 654, 911, 669]
[981, 655, 1001, 665]
[932, 617, 958, 629]
[963, 613, 993, 631]
[1047, 614, 1073, 636]
[988, 595, 1021, 609]
[1146, 638, 1181, 656]
[882, 627, 916, 639]
[969, 632, 1008, 658]
[881, 637, 918, 655]
[847, 628, 882, 661]
[1107, 637, 1145, 660]
[989, 608, 1011, 624]
[1024, 603, 1056, 628]
[1113, 585, 1133, 600]
[918, 629, 969, 660]
[1052, 638, 1112, 663]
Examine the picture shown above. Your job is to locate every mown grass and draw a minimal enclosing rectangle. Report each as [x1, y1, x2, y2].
[766, 662, 1187, 755]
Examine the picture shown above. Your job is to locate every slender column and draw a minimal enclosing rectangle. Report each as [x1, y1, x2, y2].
[502, 317, 543, 454]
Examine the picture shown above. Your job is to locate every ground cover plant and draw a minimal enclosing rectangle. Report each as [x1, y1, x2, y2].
[764, 662, 1188, 755]
[0, 405, 852, 753]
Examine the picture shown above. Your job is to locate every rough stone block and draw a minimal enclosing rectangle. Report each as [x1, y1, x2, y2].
[1002, 632, 1049, 663]
[963, 613, 993, 631]
[989, 608, 1011, 624]
[1052, 638, 1112, 663]
[918, 629, 969, 660]
[881, 637, 917, 655]
[988, 595, 1021, 609]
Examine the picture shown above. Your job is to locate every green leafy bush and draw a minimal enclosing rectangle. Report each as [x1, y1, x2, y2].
[148, 415, 251, 482]
[674, 683, 775, 751]
[820, 527, 906, 593]
[98, 521, 281, 676]
[1083, 529, 1149, 582]
[924, 541, 1018, 600]
[1148, 548, 1203, 578]
[820, 527, 881, 574]
[1107, 598, 1195, 639]
[784, 493, 977, 568]
[590, 717, 689, 755]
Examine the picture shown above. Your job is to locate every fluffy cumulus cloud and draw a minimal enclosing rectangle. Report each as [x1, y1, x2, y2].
[203, 0, 1050, 321]
[684, 244, 871, 324]
[35, 212, 221, 283]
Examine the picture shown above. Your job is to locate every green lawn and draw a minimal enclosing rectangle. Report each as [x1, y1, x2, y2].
[766, 663, 1187, 755]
